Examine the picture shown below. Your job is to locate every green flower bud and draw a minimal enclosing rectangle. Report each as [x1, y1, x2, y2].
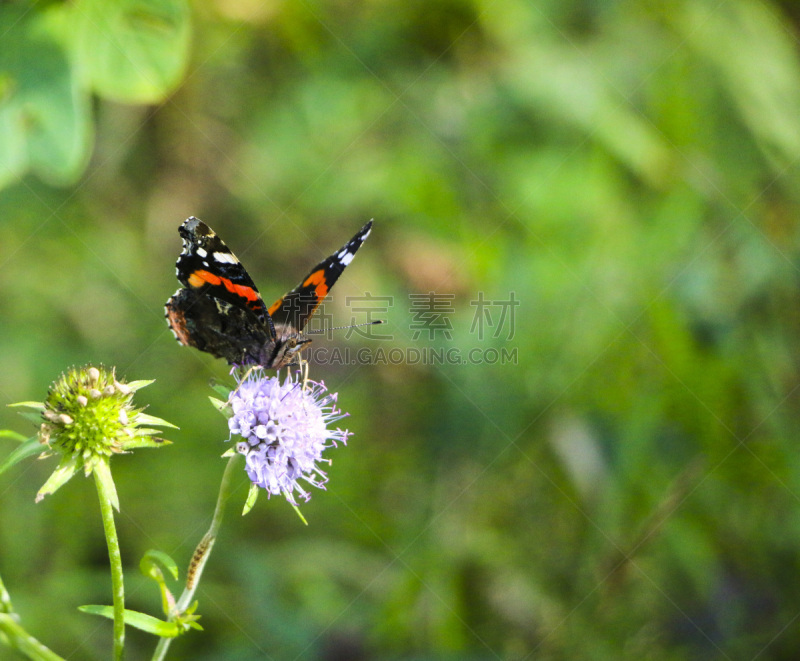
[43, 366, 147, 458]
[20, 365, 177, 504]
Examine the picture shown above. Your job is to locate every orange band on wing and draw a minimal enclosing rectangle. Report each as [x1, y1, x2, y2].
[188, 270, 221, 288]
[267, 296, 284, 317]
[303, 269, 329, 301]
[188, 270, 260, 306]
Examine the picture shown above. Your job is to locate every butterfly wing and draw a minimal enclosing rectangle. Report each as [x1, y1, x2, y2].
[166, 287, 273, 366]
[175, 217, 273, 329]
[166, 217, 277, 366]
[267, 220, 373, 331]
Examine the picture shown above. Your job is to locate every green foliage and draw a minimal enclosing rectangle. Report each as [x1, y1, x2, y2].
[73, 0, 191, 104]
[0, 0, 190, 190]
[3, 0, 800, 659]
[0, 7, 91, 188]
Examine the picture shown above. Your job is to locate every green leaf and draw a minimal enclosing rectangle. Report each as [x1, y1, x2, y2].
[135, 412, 178, 429]
[0, 6, 92, 189]
[208, 396, 232, 418]
[7, 402, 45, 410]
[0, 437, 42, 477]
[0, 430, 27, 443]
[72, 0, 191, 103]
[124, 379, 156, 392]
[141, 549, 179, 615]
[14, 411, 45, 425]
[141, 550, 179, 582]
[242, 482, 259, 516]
[210, 381, 232, 400]
[179, 601, 204, 632]
[79, 605, 181, 638]
[291, 502, 309, 526]
[36, 454, 81, 503]
[7, 402, 45, 426]
[119, 435, 171, 450]
[132, 428, 170, 438]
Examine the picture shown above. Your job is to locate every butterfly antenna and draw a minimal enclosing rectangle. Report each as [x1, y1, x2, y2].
[306, 320, 384, 335]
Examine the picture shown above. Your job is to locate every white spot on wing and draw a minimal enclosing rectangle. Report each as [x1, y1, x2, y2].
[196, 247, 207, 258]
[213, 251, 238, 264]
[338, 250, 354, 266]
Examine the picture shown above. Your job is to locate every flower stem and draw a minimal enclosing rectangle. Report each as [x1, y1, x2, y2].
[95, 470, 125, 661]
[0, 573, 65, 661]
[0, 614, 65, 661]
[151, 454, 240, 661]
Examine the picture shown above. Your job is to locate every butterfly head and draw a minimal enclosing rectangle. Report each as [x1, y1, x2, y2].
[262, 326, 313, 370]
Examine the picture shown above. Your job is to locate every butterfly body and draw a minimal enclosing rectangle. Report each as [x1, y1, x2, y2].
[165, 217, 372, 369]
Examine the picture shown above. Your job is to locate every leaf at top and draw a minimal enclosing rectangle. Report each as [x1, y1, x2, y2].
[0, 6, 93, 189]
[72, 0, 191, 104]
[36, 454, 81, 503]
[135, 412, 179, 429]
[7, 402, 45, 410]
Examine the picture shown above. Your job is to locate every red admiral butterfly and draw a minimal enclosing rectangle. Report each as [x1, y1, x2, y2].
[165, 217, 373, 369]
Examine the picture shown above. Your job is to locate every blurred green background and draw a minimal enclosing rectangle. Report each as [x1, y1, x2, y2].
[3, 0, 800, 659]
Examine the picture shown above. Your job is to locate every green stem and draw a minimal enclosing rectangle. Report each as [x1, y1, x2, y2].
[0, 572, 13, 614]
[0, 614, 65, 661]
[0, 573, 65, 661]
[95, 471, 125, 661]
[151, 454, 240, 661]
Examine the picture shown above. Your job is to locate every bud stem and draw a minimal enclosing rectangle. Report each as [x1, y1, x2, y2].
[151, 453, 241, 661]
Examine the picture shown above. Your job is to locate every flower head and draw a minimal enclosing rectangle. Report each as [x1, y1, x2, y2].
[227, 371, 350, 507]
[11, 365, 174, 504]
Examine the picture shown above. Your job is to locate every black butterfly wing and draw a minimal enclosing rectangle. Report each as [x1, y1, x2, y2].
[175, 217, 272, 329]
[267, 220, 373, 331]
[166, 217, 277, 366]
[166, 288, 273, 366]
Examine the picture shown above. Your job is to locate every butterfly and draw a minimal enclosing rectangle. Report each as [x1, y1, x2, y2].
[165, 217, 373, 370]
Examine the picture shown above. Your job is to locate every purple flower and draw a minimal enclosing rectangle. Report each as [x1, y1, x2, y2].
[227, 372, 350, 506]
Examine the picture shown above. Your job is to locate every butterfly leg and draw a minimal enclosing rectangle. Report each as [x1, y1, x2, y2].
[300, 357, 309, 391]
[231, 364, 260, 396]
